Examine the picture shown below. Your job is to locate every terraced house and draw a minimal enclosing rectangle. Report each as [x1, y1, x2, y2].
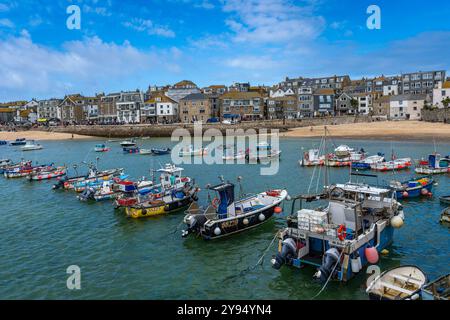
[145, 92, 178, 124]
[37, 98, 62, 122]
[98, 92, 120, 124]
[219, 91, 265, 121]
[267, 96, 298, 119]
[58, 94, 99, 124]
[116, 90, 144, 124]
[180, 93, 211, 123]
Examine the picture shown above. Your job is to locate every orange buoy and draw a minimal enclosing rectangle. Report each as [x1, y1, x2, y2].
[365, 246, 379, 264]
[274, 206, 282, 214]
[402, 191, 409, 198]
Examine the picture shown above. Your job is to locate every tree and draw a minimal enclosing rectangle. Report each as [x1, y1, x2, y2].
[441, 97, 450, 108]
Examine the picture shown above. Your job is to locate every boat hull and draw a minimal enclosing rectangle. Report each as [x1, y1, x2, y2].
[395, 181, 433, 199]
[125, 195, 194, 218]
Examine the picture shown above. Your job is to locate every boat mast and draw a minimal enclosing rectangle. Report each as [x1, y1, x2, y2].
[324, 126, 329, 191]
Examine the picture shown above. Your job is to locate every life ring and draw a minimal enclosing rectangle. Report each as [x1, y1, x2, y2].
[211, 197, 220, 209]
[337, 224, 347, 241]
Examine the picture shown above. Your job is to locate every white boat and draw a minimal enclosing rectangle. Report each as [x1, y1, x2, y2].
[222, 150, 246, 161]
[21, 140, 43, 151]
[120, 139, 136, 147]
[366, 266, 427, 300]
[362, 155, 385, 164]
[0, 159, 11, 166]
[415, 153, 449, 175]
[371, 157, 412, 171]
[248, 142, 281, 161]
[94, 144, 109, 152]
[139, 149, 152, 155]
[300, 149, 324, 167]
[179, 145, 207, 156]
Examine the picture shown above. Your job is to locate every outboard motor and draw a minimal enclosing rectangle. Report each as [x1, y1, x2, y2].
[271, 238, 297, 270]
[182, 215, 208, 237]
[78, 187, 95, 201]
[313, 248, 341, 283]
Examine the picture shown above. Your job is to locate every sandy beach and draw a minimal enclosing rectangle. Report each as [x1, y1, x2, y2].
[281, 121, 450, 141]
[0, 130, 95, 141]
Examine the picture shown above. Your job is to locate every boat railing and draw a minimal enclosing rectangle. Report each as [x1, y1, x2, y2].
[297, 215, 339, 238]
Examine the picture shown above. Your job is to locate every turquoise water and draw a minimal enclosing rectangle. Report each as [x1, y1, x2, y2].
[0, 138, 449, 299]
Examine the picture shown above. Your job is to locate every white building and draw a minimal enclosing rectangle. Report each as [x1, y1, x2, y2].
[432, 81, 450, 108]
[116, 90, 144, 124]
[353, 93, 372, 114]
[383, 84, 399, 96]
[269, 87, 295, 98]
[389, 94, 426, 120]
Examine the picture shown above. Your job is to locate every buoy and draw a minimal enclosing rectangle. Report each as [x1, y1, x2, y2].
[365, 246, 379, 264]
[427, 192, 433, 197]
[402, 191, 409, 198]
[391, 215, 404, 228]
[258, 213, 265, 221]
[421, 188, 428, 195]
[214, 227, 221, 236]
[243, 218, 249, 225]
[351, 255, 361, 273]
[274, 206, 282, 214]
[381, 249, 389, 255]
[286, 195, 292, 201]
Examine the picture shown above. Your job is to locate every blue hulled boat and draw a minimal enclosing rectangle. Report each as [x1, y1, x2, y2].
[389, 176, 434, 199]
[151, 147, 171, 155]
[10, 138, 27, 146]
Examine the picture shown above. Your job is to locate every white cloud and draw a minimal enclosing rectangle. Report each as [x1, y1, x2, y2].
[225, 55, 280, 70]
[0, 34, 182, 100]
[0, 18, 15, 28]
[122, 18, 175, 38]
[222, 0, 325, 44]
[83, 4, 112, 17]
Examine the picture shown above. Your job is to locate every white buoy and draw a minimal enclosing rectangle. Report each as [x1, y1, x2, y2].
[391, 215, 404, 229]
[351, 258, 360, 273]
[214, 227, 221, 236]
[258, 213, 265, 221]
[243, 218, 249, 225]
[286, 194, 291, 201]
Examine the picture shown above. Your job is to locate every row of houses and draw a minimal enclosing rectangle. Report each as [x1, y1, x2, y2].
[1, 70, 450, 125]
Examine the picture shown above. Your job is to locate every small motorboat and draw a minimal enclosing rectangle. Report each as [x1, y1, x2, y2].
[366, 266, 427, 300]
[10, 138, 27, 146]
[0, 160, 31, 174]
[4, 163, 54, 178]
[94, 144, 110, 152]
[222, 150, 246, 161]
[120, 139, 136, 147]
[53, 167, 124, 190]
[389, 176, 434, 199]
[300, 148, 324, 167]
[151, 147, 171, 155]
[371, 158, 412, 171]
[179, 145, 207, 157]
[440, 207, 450, 224]
[139, 149, 152, 155]
[28, 166, 67, 181]
[439, 195, 450, 205]
[247, 142, 281, 162]
[415, 153, 449, 175]
[123, 146, 140, 154]
[0, 158, 11, 167]
[421, 274, 450, 300]
[352, 154, 385, 170]
[20, 140, 43, 151]
[0, 140, 7, 145]
[78, 180, 119, 202]
[182, 179, 287, 240]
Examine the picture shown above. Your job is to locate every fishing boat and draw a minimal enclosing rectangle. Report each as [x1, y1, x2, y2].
[113, 180, 156, 209]
[389, 176, 434, 199]
[73, 173, 128, 193]
[272, 172, 405, 283]
[28, 166, 67, 181]
[182, 178, 287, 240]
[300, 149, 324, 167]
[352, 154, 385, 170]
[371, 158, 412, 172]
[0, 159, 11, 168]
[334, 145, 354, 157]
[415, 153, 449, 175]
[123, 146, 140, 154]
[151, 147, 171, 155]
[124, 164, 197, 218]
[421, 274, 450, 300]
[0, 159, 31, 174]
[4, 163, 54, 179]
[120, 139, 136, 147]
[10, 138, 27, 146]
[53, 167, 124, 190]
[440, 207, 450, 224]
[139, 149, 152, 155]
[439, 195, 450, 205]
[366, 266, 427, 300]
[325, 154, 352, 167]
[20, 140, 43, 151]
[94, 144, 110, 152]
[247, 142, 281, 162]
[179, 145, 207, 156]
[78, 180, 119, 202]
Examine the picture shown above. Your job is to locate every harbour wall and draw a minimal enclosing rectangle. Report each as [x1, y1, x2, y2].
[422, 108, 450, 123]
[47, 115, 376, 138]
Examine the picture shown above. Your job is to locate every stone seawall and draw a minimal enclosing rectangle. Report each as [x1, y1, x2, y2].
[422, 108, 450, 123]
[48, 115, 375, 138]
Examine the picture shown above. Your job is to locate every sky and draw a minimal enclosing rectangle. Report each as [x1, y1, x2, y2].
[0, 0, 449, 101]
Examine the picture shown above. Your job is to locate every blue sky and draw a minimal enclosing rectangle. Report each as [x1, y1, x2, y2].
[0, 0, 449, 101]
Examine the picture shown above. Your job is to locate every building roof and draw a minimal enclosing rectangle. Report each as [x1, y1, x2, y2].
[373, 96, 391, 103]
[314, 88, 335, 95]
[180, 93, 208, 101]
[220, 91, 263, 99]
[390, 94, 427, 102]
[145, 93, 177, 104]
[173, 80, 197, 88]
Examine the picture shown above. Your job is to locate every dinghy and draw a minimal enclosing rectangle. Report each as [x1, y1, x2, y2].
[366, 266, 427, 300]
[20, 140, 43, 151]
[151, 147, 171, 155]
[179, 145, 207, 156]
[182, 179, 287, 240]
[421, 274, 450, 300]
[94, 144, 110, 152]
[139, 149, 152, 155]
[28, 167, 67, 181]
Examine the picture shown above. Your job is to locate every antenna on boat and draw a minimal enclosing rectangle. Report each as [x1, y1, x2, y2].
[237, 176, 243, 198]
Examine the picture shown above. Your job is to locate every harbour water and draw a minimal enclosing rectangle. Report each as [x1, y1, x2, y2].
[0, 138, 449, 299]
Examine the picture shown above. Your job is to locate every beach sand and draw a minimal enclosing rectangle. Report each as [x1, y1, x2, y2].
[0, 130, 95, 141]
[281, 121, 450, 141]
